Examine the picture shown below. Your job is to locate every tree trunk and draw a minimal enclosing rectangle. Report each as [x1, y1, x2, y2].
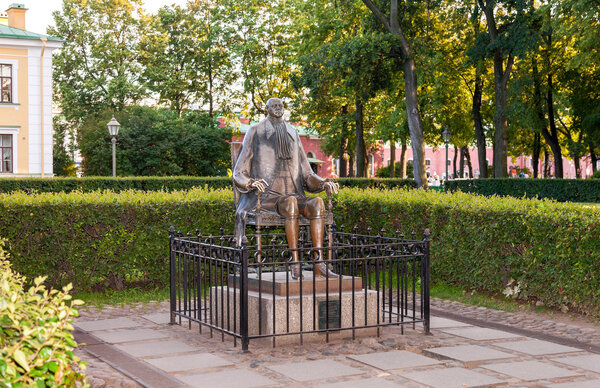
[400, 140, 407, 178]
[465, 148, 473, 178]
[389, 138, 396, 178]
[546, 69, 564, 178]
[590, 143, 598, 173]
[208, 61, 214, 117]
[360, 0, 427, 187]
[459, 147, 465, 178]
[543, 147, 551, 177]
[453, 145, 458, 179]
[473, 68, 488, 178]
[348, 154, 355, 177]
[491, 53, 510, 178]
[532, 132, 541, 178]
[403, 58, 427, 187]
[355, 97, 366, 177]
[531, 55, 546, 179]
[479, 0, 512, 178]
[339, 105, 349, 177]
[574, 156, 581, 178]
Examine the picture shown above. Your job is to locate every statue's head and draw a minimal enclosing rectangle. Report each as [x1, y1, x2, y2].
[266, 98, 284, 119]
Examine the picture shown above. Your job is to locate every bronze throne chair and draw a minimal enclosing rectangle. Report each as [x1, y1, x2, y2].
[230, 142, 335, 269]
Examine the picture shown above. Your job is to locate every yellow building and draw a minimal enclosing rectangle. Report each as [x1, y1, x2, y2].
[0, 3, 63, 176]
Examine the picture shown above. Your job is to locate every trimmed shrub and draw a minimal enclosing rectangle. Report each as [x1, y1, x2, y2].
[335, 178, 415, 189]
[2, 188, 599, 315]
[0, 243, 86, 386]
[0, 176, 233, 194]
[445, 178, 600, 203]
[0, 177, 414, 194]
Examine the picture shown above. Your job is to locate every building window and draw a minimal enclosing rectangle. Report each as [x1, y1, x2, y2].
[0, 64, 12, 103]
[1, 135, 12, 173]
[425, 159, 431, 166]
[307, 152, 315, 159]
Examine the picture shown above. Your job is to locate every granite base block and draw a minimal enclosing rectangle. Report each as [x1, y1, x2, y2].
[210, 280, 379, 344]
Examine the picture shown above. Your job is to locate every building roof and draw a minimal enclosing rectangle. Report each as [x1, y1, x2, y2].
[0, 24, 63, 42]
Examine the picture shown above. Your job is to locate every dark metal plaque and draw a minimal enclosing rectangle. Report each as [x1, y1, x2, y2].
[318, 300, 341, 330]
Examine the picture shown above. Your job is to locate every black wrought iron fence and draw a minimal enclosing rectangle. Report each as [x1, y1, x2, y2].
[169, 226, 430, 351]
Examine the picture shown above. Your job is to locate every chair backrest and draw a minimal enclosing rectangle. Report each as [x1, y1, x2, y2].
[231, 142, 243, 206]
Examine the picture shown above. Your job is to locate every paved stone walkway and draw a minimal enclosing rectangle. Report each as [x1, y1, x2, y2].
[73, 298, 600, 388]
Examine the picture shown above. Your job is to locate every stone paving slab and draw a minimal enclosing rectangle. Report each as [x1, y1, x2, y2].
[482, 360, 581, 381]
[145, 353, 234, 372]
[425, 344, 515, 362]
[93, 329, 169, 344]
[116, 340, 201, 358]
[176, 369, 276, 388]
[75, 318, 140, 332]
[494, 339, 581, 355]
[142, 313, 171, 325]
[348, 350, 441, 370]
[397, 366, 502, 388]
[548, 379, 600, 387]
[551, 354, 600, 373]
[441, 326, 522, 340]
[312, 376, 405, 388]
[430, 317, 472, 329]
[266, 359, 364, 382]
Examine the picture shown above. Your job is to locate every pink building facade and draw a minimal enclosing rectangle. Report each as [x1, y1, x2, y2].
[224, 118, 597, 179]
[381, 146, 598, 179]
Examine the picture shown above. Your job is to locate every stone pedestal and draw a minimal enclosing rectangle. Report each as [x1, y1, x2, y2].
[212, 272, 379, 345]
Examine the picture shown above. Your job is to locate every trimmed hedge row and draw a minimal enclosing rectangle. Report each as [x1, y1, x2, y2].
[445, 178, 600, 203]
[2, 188, 599, 315]
[0, 176, 415, 193]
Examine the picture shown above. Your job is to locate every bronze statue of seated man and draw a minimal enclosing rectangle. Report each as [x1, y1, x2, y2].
[233, 97, 339, 279]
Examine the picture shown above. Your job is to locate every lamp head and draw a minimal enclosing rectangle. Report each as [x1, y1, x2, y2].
[107, 116, 120, 137]
[442, 127, 451, 144]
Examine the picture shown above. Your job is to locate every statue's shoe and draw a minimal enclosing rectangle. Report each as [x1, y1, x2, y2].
[314, 262, 339, 278]
[290, 263, 304, 280]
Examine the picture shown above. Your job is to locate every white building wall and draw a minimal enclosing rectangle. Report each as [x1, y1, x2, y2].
[28, 43, 59, 176]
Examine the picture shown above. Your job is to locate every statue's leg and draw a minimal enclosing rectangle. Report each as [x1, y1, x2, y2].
[278, 196, 302, 279]
[303, 197, 338, 278]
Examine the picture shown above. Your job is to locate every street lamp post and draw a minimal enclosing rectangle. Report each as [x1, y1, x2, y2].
[107, 116, 120, 177]
[442, 127, 451, 182]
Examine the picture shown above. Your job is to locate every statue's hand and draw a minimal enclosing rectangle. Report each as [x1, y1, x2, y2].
[324, 181, 339, 194]
[250, 179, 269, 193]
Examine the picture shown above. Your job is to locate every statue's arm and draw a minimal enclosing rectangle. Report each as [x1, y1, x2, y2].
[297, 133, 327, 193]
[233, 127, 257, 193]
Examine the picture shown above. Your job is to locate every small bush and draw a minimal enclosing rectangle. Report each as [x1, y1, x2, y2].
[0, 243, 86, 387]
[590, 170, 600, 179]
[445, 178, 600, 202]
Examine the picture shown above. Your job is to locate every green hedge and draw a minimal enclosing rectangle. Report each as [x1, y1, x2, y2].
[0, 176, 414, 193]
[2, 188, 599, 315]
[445, 178, 600, 203]
[0, 176, 233, 193]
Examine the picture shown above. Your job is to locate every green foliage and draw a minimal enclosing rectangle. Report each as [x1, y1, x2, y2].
[49, 0, 148, 123]
[52, 118, 77, 177]
[0, 244, 86, 386]
[0, 177, 414, 194]
[445, 178, 600, 203]
[3, 188, 600, 316]
[78, 107, 232, 176]
[375, 162, 413, 178]
[591, 170, 600, 179]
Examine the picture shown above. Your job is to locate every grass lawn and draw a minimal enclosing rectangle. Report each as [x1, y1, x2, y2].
[74, 281, 523, 313]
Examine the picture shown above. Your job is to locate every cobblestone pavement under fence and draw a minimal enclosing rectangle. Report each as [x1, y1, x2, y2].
[73, 297, 600, 388]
